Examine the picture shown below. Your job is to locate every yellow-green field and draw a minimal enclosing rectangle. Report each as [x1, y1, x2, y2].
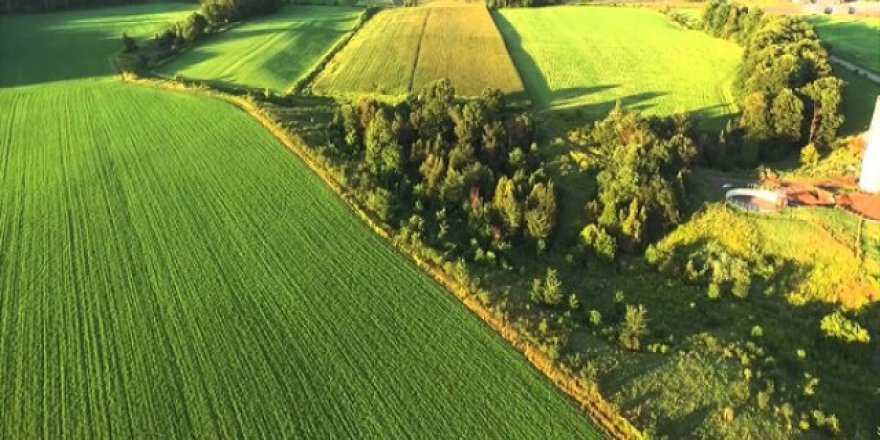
[160, 6, 362, 92]
[312, 4, 525, 97]
[494, 6, 742, 128]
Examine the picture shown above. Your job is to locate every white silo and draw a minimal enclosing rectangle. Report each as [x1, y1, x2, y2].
[861, 96, 880, 194]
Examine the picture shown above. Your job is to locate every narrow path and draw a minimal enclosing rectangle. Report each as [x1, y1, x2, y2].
[831, 55, 880, 84]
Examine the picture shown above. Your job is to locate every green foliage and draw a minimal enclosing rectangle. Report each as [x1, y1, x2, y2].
[367, 187, 394, 221]
[619, 304, 649, 351]
[531, 268, 564, 306]
[800, 143, 820, 167]
[570, 105, 696, 252]
[579, 223, 616, 263]
[121, 32, 138, 53]
[176, 12, 208, 42]
[493, 176, 522, 234]
[819, 311, 871, 344]
[699, 2, 845, 164]
[524, 181, 558, 251]
[334, 80, 549, 260]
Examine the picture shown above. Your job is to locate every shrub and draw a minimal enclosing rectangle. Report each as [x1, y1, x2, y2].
[619, 304, 649, 351]
[530, 268, 564, 306]
[122, 32, 138, 53]
[819, 311, 870, 344]
[366, 188, 393, 221]
[580, 223, 617, 262]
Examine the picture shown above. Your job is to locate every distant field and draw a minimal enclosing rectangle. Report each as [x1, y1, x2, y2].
[160, 6, 362, 92]
[312, 5, 525, 97]
[0, 6, 603, 438]
[0, 3, 193, 87]
[835, 66, 880, 135]
[808, 15, 880, 73]
[494, 7, 742, 128]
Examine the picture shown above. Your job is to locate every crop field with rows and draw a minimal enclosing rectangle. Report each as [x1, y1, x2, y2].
[312, 4, 525, 97]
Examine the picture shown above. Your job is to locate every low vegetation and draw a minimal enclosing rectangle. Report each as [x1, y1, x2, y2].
[494, 7, 741, 129]
[312, 4, 524, 97]
[159, 6, 363, 92]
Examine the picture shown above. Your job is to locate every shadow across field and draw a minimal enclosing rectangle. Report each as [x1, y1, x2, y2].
[0, 4, 192, 88]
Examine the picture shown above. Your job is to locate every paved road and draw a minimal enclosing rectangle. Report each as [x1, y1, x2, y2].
[831, 55, 880, 85]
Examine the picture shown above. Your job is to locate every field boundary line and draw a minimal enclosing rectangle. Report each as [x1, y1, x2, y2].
[290, 7, 380, 95]
[122, 76, 643, 440]
[407, 9, 431, 93]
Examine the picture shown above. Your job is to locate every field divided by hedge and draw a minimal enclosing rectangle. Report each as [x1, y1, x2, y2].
[159, 6, 364, 92]
[0, 5, 605, 438]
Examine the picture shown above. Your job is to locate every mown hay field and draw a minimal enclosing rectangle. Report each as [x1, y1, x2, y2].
[808, 15, 880, 73]
[312, 4, 525, 97]
[0, 6, 604, 438]
[494, 7, 742, 128]
[160, 6, 363, 92]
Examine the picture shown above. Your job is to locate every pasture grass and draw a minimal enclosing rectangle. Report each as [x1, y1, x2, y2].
[0, 7, 604, 438]
[494, 6, 742, 129]
[835, 65, 880, 135]
[0, 3, 193, 87]
[808, 15, 880, 73]
[312, 4, 525, 97]
[160, 6, 362, 92]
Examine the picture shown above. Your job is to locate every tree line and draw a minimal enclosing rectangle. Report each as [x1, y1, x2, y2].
[119, 0, 283, 70]
[700, 1, 844, 169]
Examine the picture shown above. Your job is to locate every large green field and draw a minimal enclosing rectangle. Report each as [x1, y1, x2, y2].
[808, 15, 880, 73]
[0, 5, 604, 438]
[494, 7, 742, 128]
[312, 4, 525, 97]
[160, 6, 362, 92]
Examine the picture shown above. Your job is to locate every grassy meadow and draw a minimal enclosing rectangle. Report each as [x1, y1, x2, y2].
[0, 5, 605, 437]
[160, 6, 362, 92]
[808, 15, 880, 73]
[0, 3, 193, 87]
[835, 66, 880, 135]
[494, 7, 742, 128]
[312, 4, 524, 97]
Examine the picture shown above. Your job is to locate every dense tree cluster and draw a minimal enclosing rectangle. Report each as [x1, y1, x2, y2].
[569, 105, 697, 257]
[701, 2, 844, 168]
[332, 80, 559, 260]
